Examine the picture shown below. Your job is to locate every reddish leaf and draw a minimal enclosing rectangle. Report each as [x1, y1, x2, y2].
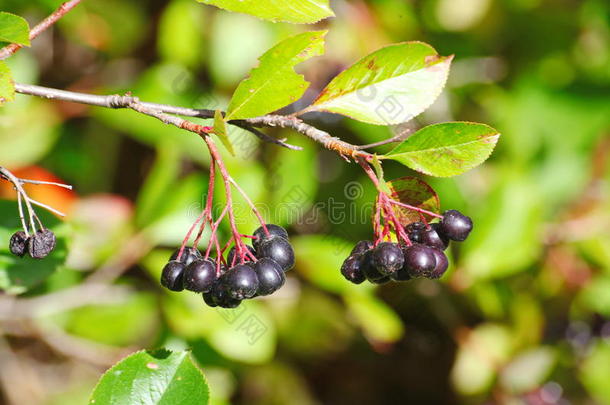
[385, 176, 440, 225]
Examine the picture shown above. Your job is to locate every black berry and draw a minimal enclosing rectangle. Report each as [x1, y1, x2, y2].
[350, 240, 373, 256]
[203, 291, 218, 307]
[406, 221, 426, 243]
[419, 226, 448, 250]
[184, 259, 217, 293]
[170, 247, 202, 266]
[227, 245, 257, 266]
[341, 255, 366, 284]
[403, 244, 436, 278]
[257, 236, 295, 271]
[252, 224, 288, 250]
[391, 250, 412, 282]
[9, 231, 28, 257]
[429, 249, 449, 279]
[224, 264, 259, 300]
[369, 275, 391, 284]
[211, 281, 241, 308]
[371, 242, 404, 276]
[28, 229, 56, 259]
[361, 250, 387, 282]
[254, 258, 285, 295]
[440, 210, 473, 241]
[161, 260, 186, 291]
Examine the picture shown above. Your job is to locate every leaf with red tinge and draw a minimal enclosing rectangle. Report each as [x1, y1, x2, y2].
[385, 176, 440, 225]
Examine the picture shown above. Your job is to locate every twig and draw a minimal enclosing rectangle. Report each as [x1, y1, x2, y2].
[356, 129, 412, 150]
[0, 0, 85, 60]
[0, 167, 39, 232]
[27, 197, 66, 217]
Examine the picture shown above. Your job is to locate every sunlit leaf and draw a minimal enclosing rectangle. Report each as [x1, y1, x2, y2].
[385, 176, 440, 224]
[307, 42, 452, 125]
[0, 62, 14, 106]
[196, 0, 334, 24]
[214, 110, 234, 156]
[0, 12, 30, 46]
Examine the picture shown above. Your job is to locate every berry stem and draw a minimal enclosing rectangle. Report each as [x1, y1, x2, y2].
[16, 192, 29, 237]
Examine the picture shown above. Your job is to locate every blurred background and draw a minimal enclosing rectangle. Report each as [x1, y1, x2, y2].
[1, 0, 610, 404]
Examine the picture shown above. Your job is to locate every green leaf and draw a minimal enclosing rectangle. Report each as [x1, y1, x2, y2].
[196, 0, 334, 24]
[384, 122, 500, 177]
[214, 110, 235, 156]
[225, 31, 326, 120]
[0, 61, 15, 106]
[370, 155, 391, 194]
[385, 176, 440, 224]
[307, 42, 452, 125]
[0, 12, 30, 46]
[89, 349, 209, 405]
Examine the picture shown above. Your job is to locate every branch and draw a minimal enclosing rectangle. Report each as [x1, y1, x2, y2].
[0, 0, 85, 60]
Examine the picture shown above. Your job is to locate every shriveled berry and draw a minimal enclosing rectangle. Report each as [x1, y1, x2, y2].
[28, 229, 56, 259]
[184, 259, 217, 293]
[406, 221, 426, 243]
[170, 247, 202, 266]
[371, 242, 404, 276]
[341, 255, 366, 284]
[224, 264, 259, 300]
[403, 244, 436, 278]
[429, 249, 449, 279]
[257, 236, 295, 271]
[350, 240, 373, 256]
[420, 226, 448, 250]
[254, 258, 285, 296]
[440, 210, 473, 241]
[252, 224, 288, 250]
[9, 231, 28, 257]
[161, 260, 186, 291]
[227, 245, 257, 266]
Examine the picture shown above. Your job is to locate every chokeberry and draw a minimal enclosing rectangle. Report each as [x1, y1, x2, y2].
[350, 240, 373, 257]
[252, 224, 289, 250]
[254, 258, 285, 296]
[203, 291, 218, 307]
[211, 282, 241, 308]
[406, 221, 426, 243]
[403, 244, 436, 278]
[370, 275, 391, 285]
[161, 260, 186, 291]
[170, 247, 202, 266]
[224, 264, 259, 300]
[371, 242, 404, 276]
[361, 250, 387, 282]
[9, 231, 28, 257]
[184, 259, 217, 293]
[257, 236, 295, 271]
[391, 252, 412, 282]
[341, 255, 366, 284]
[28, 229, 56, 259]
[419, 226, 448, 250]
[440, 210, 473, 242]
[429, 249, 449, 279]
[227, 245, 257, 266]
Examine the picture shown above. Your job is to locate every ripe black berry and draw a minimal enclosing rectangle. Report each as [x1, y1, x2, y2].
[257, 236, 295, 271]
[252, 224, 289, 250]
[361, 250, 387, 282]
[419, 226, 448, 250]
[406, 221, 426, 243]
[28, 229, 56, 259]
[429, 249, 449, 279]
[254, 258, 285, 295]
[350, 240, 373, 256]
[371, 242, 404, 276]
[341, 255, 366, 284]
[227, 245, 257, 266]
[370, 275, 391, 284]
[211, 282, 241, 308]
[161, 260, 186, 291]
[403, 244, 436, 278]
[202, 291, 218, 307]
[184, 259, 217, 293]
[170, 247, 202, 266]
[224, 264, 259, 300]
[9, 231, 28, 257]
[440, 210, 473, 241]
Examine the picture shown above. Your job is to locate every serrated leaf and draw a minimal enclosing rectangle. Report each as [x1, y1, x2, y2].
[0, 61, 15, 105]
[0, 12, 30, 46]
[226, 31, 326, 120]
[385, 176, 440, 224]
[214, 109, 234, 156]
[307, 42, 452, 125]
[89, 349, 209, 405]
[383, 122, 500, 177]
[196, 0, 334, 24]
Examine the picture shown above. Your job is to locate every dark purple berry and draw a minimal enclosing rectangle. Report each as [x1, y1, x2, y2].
[406, 221, 426, 243]
[252, 224, 288, 250]
[161, 260, 186, 291]
[184, 259, 217, 293]
[203, 291, 218, 307]
[370, 275, 391, 284]
[170, 247, 202, 266]
[440, 210, 473, 241]
[254, 258, 285, 296]
[371, 242, 404, 275]
[403, 244, 436, 278]
[341, 255, 366, 284]
[431, 223, 450, 246]
[420, 226, 448, 250]
[28, 229, 56, 259]
[350, 240, 373, 256]
[257, 236, 295, 271]
[429, 249, 449, 279]
[9, 231, 28, 257]
[224, 264, 259, 300]
[361, 250, 387, 282]
[227, 245, 257, 266]
[211, 282, 241, 308]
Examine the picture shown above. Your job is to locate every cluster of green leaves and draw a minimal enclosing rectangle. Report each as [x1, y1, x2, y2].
[0, 12, 29, 105]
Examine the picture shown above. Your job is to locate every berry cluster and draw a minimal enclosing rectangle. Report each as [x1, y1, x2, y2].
[160, 224, 294, 308]
[9, 229, 57, 259]
[341, 210, 472, 284]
